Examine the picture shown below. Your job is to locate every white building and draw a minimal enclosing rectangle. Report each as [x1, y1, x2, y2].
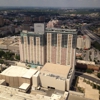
[32, 63, 74, 91]
[77, 35, 91, 50]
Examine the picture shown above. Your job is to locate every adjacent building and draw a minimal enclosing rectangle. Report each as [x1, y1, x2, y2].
[46, 28, 77, 68]
[19, 24, 46, 65]
[39, 63, 74, 91]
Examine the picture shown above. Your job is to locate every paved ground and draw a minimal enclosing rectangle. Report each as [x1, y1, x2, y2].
[75, 71, 100, 84]
[78, 77, 99, 100]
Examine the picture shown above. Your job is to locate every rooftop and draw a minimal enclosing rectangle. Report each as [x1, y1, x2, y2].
[21, 30, 44, 36]
[22, 69, 37, 79]
[40, 63, 71, 78]
[19, 83, 30, 90]
[46, 28, 77, 34]
[77, 60, 95, 65]
[68, 94, 90, 100]
[0, 85, 63, 100]
[1, 66, 37, 78]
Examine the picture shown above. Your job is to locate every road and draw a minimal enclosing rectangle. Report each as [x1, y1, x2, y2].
[75, 71, 100, 84]
[81, 24, 100, 44]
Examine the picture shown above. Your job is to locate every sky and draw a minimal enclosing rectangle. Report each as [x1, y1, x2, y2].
[0, 0, 100, 8]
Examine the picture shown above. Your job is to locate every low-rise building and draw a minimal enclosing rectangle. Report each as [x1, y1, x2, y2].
[38, 63, 74, 91]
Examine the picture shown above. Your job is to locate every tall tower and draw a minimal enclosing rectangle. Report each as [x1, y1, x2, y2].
[19, 24, 46, 65]
[46, 28, 77, 68]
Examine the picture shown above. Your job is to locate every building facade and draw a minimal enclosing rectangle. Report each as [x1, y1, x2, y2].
[19, 24, 77, 67]
[19, 30, 46, 65]
[77, 35, 91, 50]
[46, 28, 77, 67]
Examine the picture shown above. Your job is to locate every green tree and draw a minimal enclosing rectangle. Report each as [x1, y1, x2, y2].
[97, 73, 100, 78]
[97, 86, 100, 90]
[0, 59, 4, 64]
[86, 69, 93, 74]
[93, 84, 96, 89]
[0, 50, 5, 58]
[15, 55, 20, 60]
[28, 65, 31, 67]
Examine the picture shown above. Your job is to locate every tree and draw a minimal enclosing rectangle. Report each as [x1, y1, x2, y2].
[97, 85, 100, 90]
[86, 69, 93, 74]
[0, 59, 4, 64]
[97, 73, 100, 78]
[93, 84, 96, 89]
[0, 50, 5, 58]
[28, 65, 31, 67]
[15, 55, 20, 60]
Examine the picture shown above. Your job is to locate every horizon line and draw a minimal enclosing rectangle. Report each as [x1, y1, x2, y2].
[0, 6, 100, 9]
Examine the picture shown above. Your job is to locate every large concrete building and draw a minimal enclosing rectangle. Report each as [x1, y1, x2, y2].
[38, 63, 74, 91]
[0, 65, 37, 88]
[19, 24, 46, 65]
[19, 23, 77, 67]
[46, 28, 77, 68]
[0, 63, 74, 92]
[77, 35, 91, 50]
[0, 64, 91, 100]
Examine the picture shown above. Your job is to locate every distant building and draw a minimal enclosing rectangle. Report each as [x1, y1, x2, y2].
[77, 35, 91, 50]
[33, 17, 39, 22]
[76, 60, 100, 71]
[39, 16, 45, 22]
[0, 16, 4, 26]
[47, 20, 59, 28]
[24, 16, 32, 23]
[22, 24, 30, 31]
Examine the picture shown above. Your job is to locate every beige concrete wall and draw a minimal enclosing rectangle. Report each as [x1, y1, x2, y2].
[14, 77, 19, 88]
[19, 77, 23, 86]
[66, 79, 70, 91]
[5, 76, 9, 84]
[0, 74, 31, 88]
[9, 77, 14, 87]
[40, 74, 65, 91]
[32, 76, 39, 87]
[0, 74, 1, 79]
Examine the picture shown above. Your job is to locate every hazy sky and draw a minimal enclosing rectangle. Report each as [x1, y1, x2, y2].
[0, 0, 100, 8]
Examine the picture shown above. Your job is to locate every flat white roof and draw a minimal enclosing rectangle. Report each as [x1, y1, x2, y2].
[1, 65, 28, 77]
[19, 83, 30, 90]
[0, 85, 65, 100]
[41, 63, 71, 78]
[1, 66, 38, 78]
[33, 71, 40, 77]
[77, 60, 95, 65]
[22, 69, 37, 79]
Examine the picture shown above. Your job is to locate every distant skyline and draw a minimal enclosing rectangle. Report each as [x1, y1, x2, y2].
[0, 0, 100, 8]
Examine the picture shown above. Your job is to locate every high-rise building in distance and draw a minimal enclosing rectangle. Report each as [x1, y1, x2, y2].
[19, 23, 77, 68]
[77, 35, 91, 50]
